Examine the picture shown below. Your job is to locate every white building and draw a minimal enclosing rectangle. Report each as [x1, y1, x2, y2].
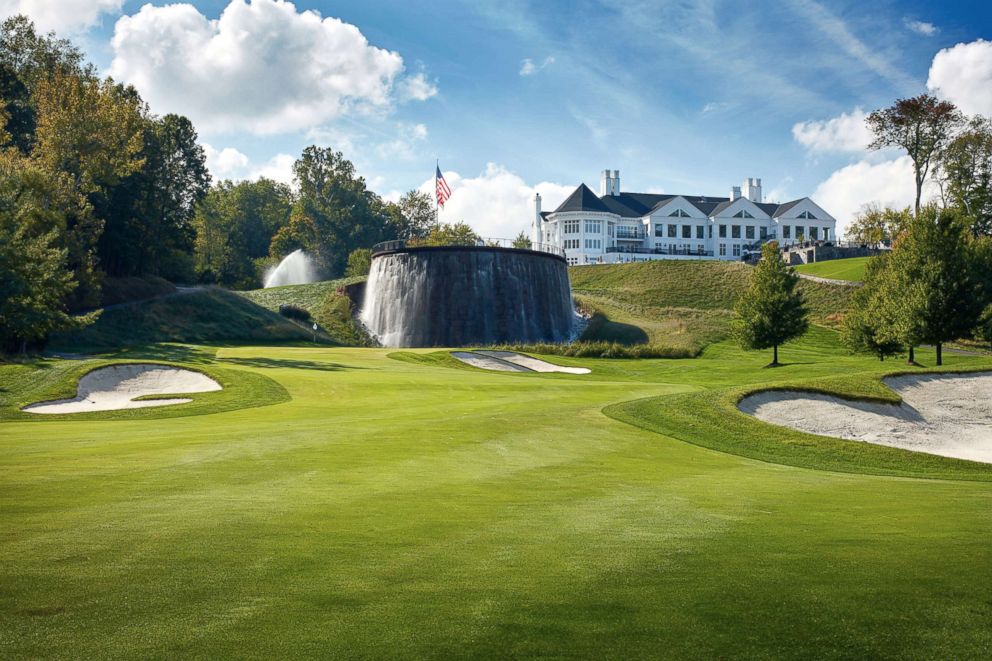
[532, 169, 837, 265]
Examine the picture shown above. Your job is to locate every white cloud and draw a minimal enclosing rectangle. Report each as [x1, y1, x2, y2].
[419, 164, 573, 238]
[519, 56, 555, 76]
[109, 0, 435, 135]
[927, 39, 992, 117]
[904, 19, 937, 36]
[701, 101, 730, 114]
[374, 123, 429, 160]
[0, 0, 122, 34]
[812, 156, 937, 238]
[201, 143, 294, 185]
[792, 107, 872, 152]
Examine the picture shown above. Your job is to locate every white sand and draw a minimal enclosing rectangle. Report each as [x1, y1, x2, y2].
[451, 352, 532, 372]
[738, 372, 992, 463]
[23, 364, 222, 414]
[475, 351, 591, 374]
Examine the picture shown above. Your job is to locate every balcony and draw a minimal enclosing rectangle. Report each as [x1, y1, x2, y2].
[606, 246, 714, 257]
[614, 228, 646, 240]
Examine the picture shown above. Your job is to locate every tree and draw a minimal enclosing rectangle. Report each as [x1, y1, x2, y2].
[345, 248, 372, 277]
[0, 150, 87, 352]
[845, 204, 911, 246]
[885, 205, 981, 365]
[936, 115, 992, 236]
[867, 94, 963, 215]
[975, 305, 992, 352]
[411, 222, 481, 247]
[732, 241, 809, 366]
[391, 189, 436, 240]
[841, 254, 904, 360]
[512, 231, 531, 249]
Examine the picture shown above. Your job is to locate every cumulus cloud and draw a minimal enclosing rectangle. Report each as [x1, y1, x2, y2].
[109, 0, 435, 135]
[0, 0, 122, 34]
[792, 107, 872, 152]
[202, 143, 294, 185]
[519, 56, 555, 76]
[812, 156, 937, 238]
[904, 19, 937, 36]
[418, 164, 573, 238]
[927, 39, 992, 117]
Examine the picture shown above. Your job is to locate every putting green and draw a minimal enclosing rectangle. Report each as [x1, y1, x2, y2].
[2, 335, 991, 658]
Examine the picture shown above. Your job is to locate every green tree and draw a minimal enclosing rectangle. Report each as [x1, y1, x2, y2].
[411, 222, 481, 247]
[512, 231, 531, 249]
[845, 204, 911, 245]
[841, 254, 904, 360]
[885, 205, 981, 365]
[0, 150, 87, 352]
[936, 115, 992, 236]
[975, 305, 992, 352]
[391, 189, 436, 239]
[732, 241, 809, 366]
[867, 94, 963, 215]
[345, 248, 372, 277]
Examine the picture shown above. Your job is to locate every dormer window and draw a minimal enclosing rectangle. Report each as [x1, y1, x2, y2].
[798, 210, 818, 219]
[733, 210, 754, 218]
[668, 208, 690, 217]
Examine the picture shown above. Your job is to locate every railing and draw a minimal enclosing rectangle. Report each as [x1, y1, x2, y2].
[614, 229, 646, 240]
[606, 246, 714, 257]
[372, 238, 566, 258]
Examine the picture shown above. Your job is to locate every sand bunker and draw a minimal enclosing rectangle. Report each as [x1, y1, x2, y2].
[739, 372, 992, 464]
[452, 351, 590, 374]
[23, 364, 222, 414]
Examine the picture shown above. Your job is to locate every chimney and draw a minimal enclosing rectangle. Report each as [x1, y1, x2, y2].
[742, 177, 762, 203]
[600, 170, 611, 196]
[612, 169, 620, 196]
[730, 186, 741, 201]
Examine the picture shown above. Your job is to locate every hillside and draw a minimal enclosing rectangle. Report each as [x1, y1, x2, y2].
[570, 260, 853, 355]
[49, 288, 321, 352]
[795, 256, 869, 282]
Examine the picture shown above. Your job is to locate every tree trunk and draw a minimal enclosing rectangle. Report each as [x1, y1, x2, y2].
[908, 346, 915, 364]
[936, 342, 943, 366]
[773, 344, 778, 366]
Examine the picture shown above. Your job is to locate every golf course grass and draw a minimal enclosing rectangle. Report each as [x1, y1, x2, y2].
[795, 256, 870, 282]
[2, 330, 992, 658]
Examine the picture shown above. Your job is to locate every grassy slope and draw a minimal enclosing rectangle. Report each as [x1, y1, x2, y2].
[795, 256, 870, 281]
[570, 260, 854, 354]
[49, 288, 318, 351]
[1, 336, 991, 658]
[237, 277, 369, 346]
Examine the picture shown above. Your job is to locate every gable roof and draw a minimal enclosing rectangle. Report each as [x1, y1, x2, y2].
[552, 183, 612, 214]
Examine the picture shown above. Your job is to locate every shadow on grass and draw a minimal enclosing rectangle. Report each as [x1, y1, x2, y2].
[217, 357, 356, 371]
[101, 344, 218, 364]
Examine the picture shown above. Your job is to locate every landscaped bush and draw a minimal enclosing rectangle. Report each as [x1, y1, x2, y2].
[489, 341, 697, 359]
[278, 304, 312, 322]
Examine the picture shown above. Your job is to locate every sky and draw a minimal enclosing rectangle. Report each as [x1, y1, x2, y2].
[3, 0, 992, 238]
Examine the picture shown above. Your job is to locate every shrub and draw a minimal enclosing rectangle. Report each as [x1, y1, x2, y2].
[278, 304, 311, 322]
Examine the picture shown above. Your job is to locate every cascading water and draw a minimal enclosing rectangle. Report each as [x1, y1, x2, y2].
[264, 249, 317, 288]
[360, 246, 574, 347]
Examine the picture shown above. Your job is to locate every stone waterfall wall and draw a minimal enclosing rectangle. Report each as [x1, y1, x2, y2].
[360, 247, 574, 348]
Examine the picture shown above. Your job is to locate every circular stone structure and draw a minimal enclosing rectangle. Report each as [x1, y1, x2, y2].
[360, 244, 574, 347]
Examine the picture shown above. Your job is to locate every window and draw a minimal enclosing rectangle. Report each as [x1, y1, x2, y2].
[708, 225, 713, 239]
[733, 244, 741, 257]
[782, 225, 791, 239]
[760, 226, 767, 239]
[654, 223, 664, 238]
[695, 225, 704, 239]
[719, 224, 727, 238]
[733, 209, 754, 218]
[585, 221, 602, 234]
[810, 227, 819, 240]
[719, 243, 726, 256]
[564, 220, 579, 234]
[563, 239, 580, 250]
[584, 239, 602, 250]
[745, 226, 755, 240]
[682, 225, 692, 239]
[823, 227, 830, 241]
[731, 225, 741, 239]
[608, 223, 615, 237]
[668, 208, 690, 217]
[567, 257, 578, 265]
[668, 224, 677, 238]
[799, 210, 817, 219]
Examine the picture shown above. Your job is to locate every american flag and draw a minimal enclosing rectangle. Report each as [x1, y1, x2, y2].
[435, 165, 451, 208]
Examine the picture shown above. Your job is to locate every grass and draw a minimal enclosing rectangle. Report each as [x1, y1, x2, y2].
[238, 278, 371, 346]
[2, 330, 992, 658]
[795, 256, 870, 282]
[49, 288, 324, 352]
[569, 260, 855, 353]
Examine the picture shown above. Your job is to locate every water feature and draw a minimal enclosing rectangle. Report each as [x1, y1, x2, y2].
[360, 245, 574, 347]
[264, 249, 317, 288]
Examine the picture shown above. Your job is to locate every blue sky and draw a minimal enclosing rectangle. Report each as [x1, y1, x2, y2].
[7, 0, 992, 236]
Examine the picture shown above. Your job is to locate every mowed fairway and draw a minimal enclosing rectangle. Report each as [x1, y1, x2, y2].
[795, 256, 870, 282]
[2, 337, 992, 658]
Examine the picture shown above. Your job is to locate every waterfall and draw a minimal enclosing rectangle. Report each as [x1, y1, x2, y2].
[264, 250, 317, 288]
[360, 247, 574, 348]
